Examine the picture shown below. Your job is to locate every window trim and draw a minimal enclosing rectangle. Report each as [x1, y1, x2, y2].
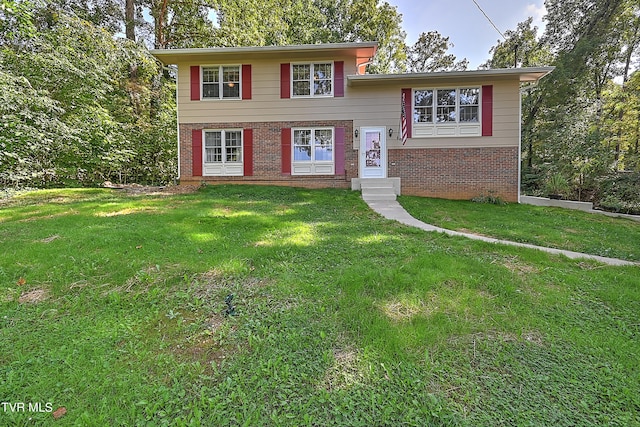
[412, 86, 482, 138]
[291, 127, 335, 175]
[202, 129, 244, 176]
[290, 62, 335, 98]
[200, 65, 242, 101]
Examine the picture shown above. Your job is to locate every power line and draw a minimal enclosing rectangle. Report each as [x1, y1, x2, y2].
[471, 0, 506, 40]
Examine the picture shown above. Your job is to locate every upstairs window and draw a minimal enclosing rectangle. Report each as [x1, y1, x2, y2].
[292, 63, 333, 97]
[413, 87, 480, 124]
[202, 66, 240, 99]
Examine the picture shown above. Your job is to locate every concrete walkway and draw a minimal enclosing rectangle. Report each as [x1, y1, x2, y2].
[365, 199, 638, 267]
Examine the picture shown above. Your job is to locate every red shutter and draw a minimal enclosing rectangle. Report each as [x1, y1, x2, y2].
[280, 63, 290, 99]
[281, 128, 291, 175]
[242, 64, 252, 100]
[402, 88, 413, 138]
[334, 61, 344, 97]
[482, 85, 493, 137]
[192, 129, 202, 177]
[334, 127, 345, 175]
[243, 129, 253, 176]
[190, 66, 200, 101]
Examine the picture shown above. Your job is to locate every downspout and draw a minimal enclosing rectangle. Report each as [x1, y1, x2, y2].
[518, 84, 522, 203]
[174, 66, 180, 183]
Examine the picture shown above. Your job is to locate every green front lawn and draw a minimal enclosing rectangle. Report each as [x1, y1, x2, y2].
[1, 186, 639, 426]
[399, 195, 640, 262]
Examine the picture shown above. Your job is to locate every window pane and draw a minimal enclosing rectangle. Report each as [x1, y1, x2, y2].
[293, 81, 310, 96]
[292, 64, 310, 80]
[436, 89, 456, 122]
[413, 90, 433, 123]
[460, 88, 479, 105]
[294, 130, 311, 145]
[314, 129, 333, 161]
[314, 80, 332, 96]
[292, 65, 311, 96]
[203, 83, 219, 98]
[222, 66, 240, 98]
[204, 132, 222, 163]
[294, 146, 311, 161]
[414, 90, 433, 107]
[204, 132, 222, 147]
[293, 130, 312, 161]
[225, 131, 242, 162]
[313, 63, 332, 95]
[202, 68, 219, 83]
[459, 106, 479, 122]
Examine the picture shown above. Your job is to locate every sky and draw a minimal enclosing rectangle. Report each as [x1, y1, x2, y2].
[388, 0, 547, 69]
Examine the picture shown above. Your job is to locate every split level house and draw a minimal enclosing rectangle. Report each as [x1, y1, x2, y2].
[151, 42, 552, 202]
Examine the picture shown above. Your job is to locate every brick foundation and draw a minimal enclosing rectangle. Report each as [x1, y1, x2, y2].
[388, 147, 519, 202]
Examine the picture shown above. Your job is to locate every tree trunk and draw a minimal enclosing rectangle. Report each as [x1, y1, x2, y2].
[125, 0, 136, 41]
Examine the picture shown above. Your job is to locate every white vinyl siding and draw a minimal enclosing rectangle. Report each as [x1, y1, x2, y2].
[177, 58, 521, 149]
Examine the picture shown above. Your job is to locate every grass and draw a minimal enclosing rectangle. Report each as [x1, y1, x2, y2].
[398, 195, 640, 262]
[1, 185, 639, 426]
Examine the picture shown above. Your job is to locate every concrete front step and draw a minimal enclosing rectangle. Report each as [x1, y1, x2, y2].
[357, 178, 399, 202]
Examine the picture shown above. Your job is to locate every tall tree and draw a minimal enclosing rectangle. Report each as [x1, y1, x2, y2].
[212, 0, 407, 73]
[407, 31, 468, 73]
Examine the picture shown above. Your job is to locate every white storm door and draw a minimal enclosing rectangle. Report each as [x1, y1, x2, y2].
[359, 127, 387, 178]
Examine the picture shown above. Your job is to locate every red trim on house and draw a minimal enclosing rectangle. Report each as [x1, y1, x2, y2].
[190, 66, 200, 101]
[280, 63, 290, 99]
[191, 129, 202, 176]
[334, 127, 345, 175]
[243, 129, 253, 176]
[334, 61, 344, 97]
[401, 88, 413, 138]
[281, 128, 291, 175]
[482, 85, 493, 137]
[242, 64, 252, 100]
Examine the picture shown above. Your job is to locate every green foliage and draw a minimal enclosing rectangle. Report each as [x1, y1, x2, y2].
[470, 191, 506, 205]
[0, 12, 176, 188]
[544, 172, 571, 197]
[1, 186, 639, 425]
[596, 171, 640, 214]
[0, 0, 36, 45]
[212, 0, 408, 73]
[407, 31, 468, 73]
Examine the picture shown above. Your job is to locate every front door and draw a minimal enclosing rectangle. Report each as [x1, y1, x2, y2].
[359, 127, 387, 178]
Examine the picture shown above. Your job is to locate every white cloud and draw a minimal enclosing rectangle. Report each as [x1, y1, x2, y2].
[525, 2, 547, 34]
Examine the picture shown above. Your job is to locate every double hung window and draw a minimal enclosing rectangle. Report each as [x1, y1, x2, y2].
[291, 128, 334, 175]
[203, 130, 243, 176]
[202, 66, 240, 99]
[292, 63, 333, 97]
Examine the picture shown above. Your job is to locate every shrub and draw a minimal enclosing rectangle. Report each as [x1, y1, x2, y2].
[595, 172, 640, 214]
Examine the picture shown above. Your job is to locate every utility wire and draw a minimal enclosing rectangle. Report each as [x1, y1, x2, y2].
[471, 0, 506, 40]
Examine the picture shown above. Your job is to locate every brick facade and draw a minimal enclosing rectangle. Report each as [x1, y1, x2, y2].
[181, 122, 518, 201]
[388, 147, 519, 202]
[179, 121, 355, 189]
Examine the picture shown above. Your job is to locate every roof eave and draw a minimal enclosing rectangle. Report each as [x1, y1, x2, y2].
[151, 42, 378, 65]
[346, 67, 555, 86]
